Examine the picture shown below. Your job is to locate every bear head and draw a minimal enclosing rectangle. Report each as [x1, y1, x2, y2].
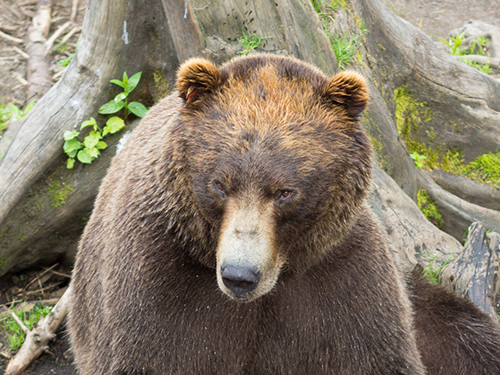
[172, 54, 371, 302]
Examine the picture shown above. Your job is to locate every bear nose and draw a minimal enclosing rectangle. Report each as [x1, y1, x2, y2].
[221, 264, 261, 297]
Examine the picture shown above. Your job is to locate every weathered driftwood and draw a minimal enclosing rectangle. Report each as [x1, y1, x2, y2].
[4, 285, 72, 375]
[440, 223, 500, 319]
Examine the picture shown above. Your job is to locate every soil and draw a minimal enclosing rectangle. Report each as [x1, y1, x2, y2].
[0, 0, 498, 373]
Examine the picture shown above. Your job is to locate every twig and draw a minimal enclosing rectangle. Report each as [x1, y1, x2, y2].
[70, 0, 79, 23]
[0, 30, 23, 44]
[51, 26, 81, 53]
[49, 270, 71, 278]
[10, 311, 29, 334]
[16, 76, 28, 85]
[44, 21, 71, 52]
[13, 46, 29, 59]
[5, 285, 72, 375]
[22, 264, 58, 292]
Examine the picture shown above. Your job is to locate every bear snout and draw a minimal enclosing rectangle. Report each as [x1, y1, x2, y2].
[221, 264, 261, 297]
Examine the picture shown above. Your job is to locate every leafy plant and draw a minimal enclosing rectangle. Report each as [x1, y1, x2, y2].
[64, 71, 148, 169]
[3, 303, 53, 352]
[0, 100, 36, 138]
[410, 152, 427, 169]
[237, 30, 272, 55]
[59, 54, 75, 67]
[440, 32, 465, 56]
[421, 250, 454, 284]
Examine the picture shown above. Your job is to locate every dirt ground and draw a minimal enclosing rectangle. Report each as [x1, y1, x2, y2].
[0, 0, 499, 374]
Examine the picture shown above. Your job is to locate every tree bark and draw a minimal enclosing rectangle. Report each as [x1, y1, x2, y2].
[0, 0, 499, 314]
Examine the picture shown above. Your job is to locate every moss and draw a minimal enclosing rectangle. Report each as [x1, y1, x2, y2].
[18, 234, 26, 242]
[0, 256, 8, 270]
[331, 0, 347, 10]
[394, 85, 438, 169]
[417, 190, 443, 228]
[377, 43, 386, 51]
[153, 71, 170, 102]
[0, 231, 5, 238]
[440, 150, 500, 189]
[48, 181, 74, 209]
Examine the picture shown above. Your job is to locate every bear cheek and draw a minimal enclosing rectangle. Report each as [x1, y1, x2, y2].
[215, 198, 284, 302]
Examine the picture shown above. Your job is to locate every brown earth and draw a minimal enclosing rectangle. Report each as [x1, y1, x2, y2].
[0, 0, 498, 373]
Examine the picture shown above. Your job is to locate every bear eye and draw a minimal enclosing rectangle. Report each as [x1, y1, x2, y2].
[277, 190, 294, 201]
[214, 181, 226, 196]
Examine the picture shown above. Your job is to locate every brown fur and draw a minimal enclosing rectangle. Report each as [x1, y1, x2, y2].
[68, 54, 500, 375]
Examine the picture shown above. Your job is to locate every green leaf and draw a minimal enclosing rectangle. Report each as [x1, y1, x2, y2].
[77, 149, 93, 164]
[80, 117, 98, 130]
[63, 130, 80, 141]
[103, 116, 125, 135]
[98, 101, 125, 115]
[122, 71, 129, 86]
[66, 148, 79, 158]
[22, 100, 36, 115]
[114, 92, 128, 102]
[127, 101, 148, 118]
[96, 141, 107, 150]
[125, 71, 142, 93]
[66, 158, 75, 169]
[8, 104, 22, 122]
[88, 147, 100, 158]
[110, 79, 125, 88]
[63, 138, 83, 155]
[84, 131, 102, 149]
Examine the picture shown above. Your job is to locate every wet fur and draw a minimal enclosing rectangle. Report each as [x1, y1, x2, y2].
[68, 54, 500, 375]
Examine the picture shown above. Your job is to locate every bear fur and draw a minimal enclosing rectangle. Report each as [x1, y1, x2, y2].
[68, 54, 500, 375]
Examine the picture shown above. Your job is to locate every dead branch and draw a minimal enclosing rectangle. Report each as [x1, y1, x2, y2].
[70, 0, 79, 23]
[26, 0, 53, 102]
[0, 31, 23, 44]
[4, 285, 72, 375]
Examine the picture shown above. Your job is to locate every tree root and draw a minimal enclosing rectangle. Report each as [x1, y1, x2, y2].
[418, 171, 500, 242]
[431, 169, 500, 211]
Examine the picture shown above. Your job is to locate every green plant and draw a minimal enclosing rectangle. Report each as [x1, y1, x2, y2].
[0, 100, 36, 138]
[410, 152, 427, 169]
[64, 71, 148, 169]
[237, 30, 272, 55]
[3, 303, 53, 352]
[331, 34, 359, 69]
[460, 59, 492, 74]
[59, 54, 75, 67]
[330, 0, 347, 10]
[440, 32, 466, 56]
[417, 189, 443, 228]
[421, 250, 454, 284]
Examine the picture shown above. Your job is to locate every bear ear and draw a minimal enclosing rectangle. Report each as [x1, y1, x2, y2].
[177, 58, 222, 104]
[321, 71, 369, 120]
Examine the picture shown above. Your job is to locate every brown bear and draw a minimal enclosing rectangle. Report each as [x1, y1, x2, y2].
[68, 54, 500, 374]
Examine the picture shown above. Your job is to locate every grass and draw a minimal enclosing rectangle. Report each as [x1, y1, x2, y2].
[421, 250, 454, 284]
[2, 303, 53, 352]
[237, 30, 272, 55]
